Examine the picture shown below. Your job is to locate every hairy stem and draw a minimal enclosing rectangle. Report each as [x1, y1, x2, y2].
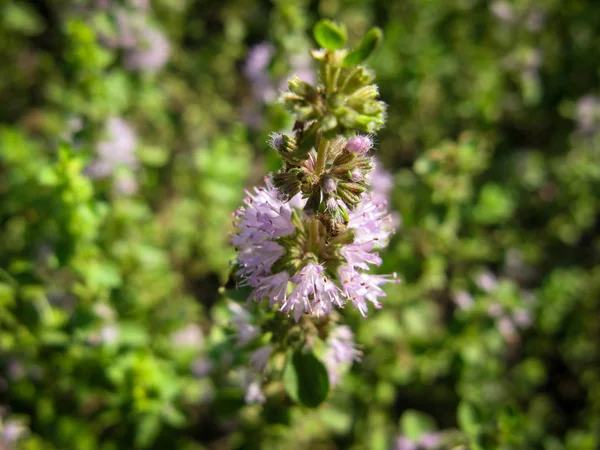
[331, 67, 341, 92]
[308, 218, 320, 254]
[316, 134, 328, 175]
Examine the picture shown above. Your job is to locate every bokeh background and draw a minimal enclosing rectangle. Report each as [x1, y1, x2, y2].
[1, 0, 599, 449]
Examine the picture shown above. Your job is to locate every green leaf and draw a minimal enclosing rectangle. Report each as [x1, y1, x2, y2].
[138, 145, 170, 167]
[213, 387, 246, 417]
[457, 401, 480, 436]
[399, 410, 437, 440]
[219, 285, 253, 301]
[313, 20, 347, 50]
[472, 184, 515, 225]
[283, 349, 330, 408]
[135, 415, 161, 449]
[343, 27, 383, 67]
[3, 3, 45, 35]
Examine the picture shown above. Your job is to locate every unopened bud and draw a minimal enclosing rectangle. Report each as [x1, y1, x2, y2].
[322, 176, 337, 194]
[349, 168, 363, 182]
[346, 135, 373, 154]
[268, 132, 284, 150]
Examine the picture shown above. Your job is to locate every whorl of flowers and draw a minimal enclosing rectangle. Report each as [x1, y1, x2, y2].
[232, 22, 398, 322]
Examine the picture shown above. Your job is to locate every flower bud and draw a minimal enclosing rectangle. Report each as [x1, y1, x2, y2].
[269, 132, 284, 151]
[322, 176, 337, 194]
[346, 135, 373, 154]
[349, 168, 363, 182]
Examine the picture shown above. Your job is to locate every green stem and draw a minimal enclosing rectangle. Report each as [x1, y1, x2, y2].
[331, 67, 341, 92]
[306, 218, 321, 255]
[315, 134, 328, 175]
[325, 64, 333, 93]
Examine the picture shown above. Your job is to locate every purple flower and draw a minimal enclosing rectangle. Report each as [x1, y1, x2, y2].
[229, 302, 260, 347]
[322, 176, 337, 194]
[346, 135, 373, 154]
[243, 372, 266, 404]
[232, 184, 398, 321]
[487, 302, 504, 318]
[244, 43, 277, 103]
[526, 9, 545, 32]
[392, 433, 441, 450]
[100, 324, 119, 344]
[393, 437, 417, 450]
[369, 161, 393, 199]
[280, 263, 342, 321]
[279, 52, 317, 91]
[498, 316, 516, 340]
[89, 117, 138, 179]
[7, 360, 25, 381]
[113, 173, 138, 196]
[576, 95, 600, 134]
[124, 27, 170, 71]
[191, 358, 213, 378]
[338, 266, 393, 316]
[512, 308, 532, 328]
[475, 271, 498, 292]
[453, 290, 474, 311]
[419, 432, 441, 449]
[250, 345, 273, 372]
[268, 132, 284, 151]
[324, 325, 361, 385]
[2, 419, 28, 445]
[490, 1, 515, 23]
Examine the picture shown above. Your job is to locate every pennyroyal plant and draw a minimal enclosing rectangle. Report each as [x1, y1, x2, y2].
[225, 20, 398, 408]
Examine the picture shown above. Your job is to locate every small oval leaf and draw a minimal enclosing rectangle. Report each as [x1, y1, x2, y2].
[343, 27, 383, 67]
[313, 20, 347, 50]
[283, 349, 330, 408]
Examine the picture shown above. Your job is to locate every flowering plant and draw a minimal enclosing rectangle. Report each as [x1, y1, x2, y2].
[224, 20, 398, 408]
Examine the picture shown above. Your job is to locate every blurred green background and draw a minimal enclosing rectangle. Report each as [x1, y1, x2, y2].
[0, 0, 599, 449]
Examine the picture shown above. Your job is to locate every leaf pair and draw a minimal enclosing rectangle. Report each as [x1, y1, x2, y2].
[313, 19, 383, 67]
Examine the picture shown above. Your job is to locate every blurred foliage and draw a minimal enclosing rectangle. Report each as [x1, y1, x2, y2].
[0, 0, 599, 449]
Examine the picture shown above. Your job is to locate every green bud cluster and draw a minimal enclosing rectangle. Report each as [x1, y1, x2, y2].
[282, 51, 386, 137]
[272, 21, 384, 237]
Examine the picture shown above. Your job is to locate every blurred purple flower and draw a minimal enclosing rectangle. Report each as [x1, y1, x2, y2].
[324, 325, 362, 386]
[394, 437, 417, 450]
[124, 27, 170, 71]
[7, 360, 25, 381]
[2, 419, 28, 446]
[526, 9, 545, 32]
[229, 302, 260, 347]
[476, 271, 498, 292]
[89, 117, 138, 179]
[100, 324, 119, 344]
[498, 316, 517, 340]
[113, 173, 139, 196]
[250, 345, 272, 372]
[346, 135, 373, 154]
[490, 1, 515, 23]
[487, 302, 504, 318]
[513, 308, 532, 328]
[453, 290, 474, 311]
[243, 372, 265, 404]
[244, 43, 277, 103]
[393, 432, 440, 450]
[191, 358, 214, 378]
[576, 95, 600, 134]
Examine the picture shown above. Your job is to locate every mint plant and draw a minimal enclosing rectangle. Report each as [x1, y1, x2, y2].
[225, 20, 398, 408]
